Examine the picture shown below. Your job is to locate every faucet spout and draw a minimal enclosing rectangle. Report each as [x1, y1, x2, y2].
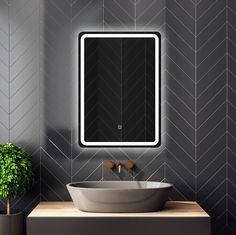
[117, 162, 122, 174]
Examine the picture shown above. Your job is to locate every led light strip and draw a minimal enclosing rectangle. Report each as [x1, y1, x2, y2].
[80, 33, 160, 146]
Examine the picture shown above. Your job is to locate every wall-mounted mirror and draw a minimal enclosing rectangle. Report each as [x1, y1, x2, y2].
[79, 32, 160, 147]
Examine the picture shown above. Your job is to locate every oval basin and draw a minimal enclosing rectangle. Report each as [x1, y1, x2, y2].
[67, 181, 172, 213]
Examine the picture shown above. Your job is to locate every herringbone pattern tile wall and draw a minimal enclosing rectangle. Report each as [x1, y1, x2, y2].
[196, 1, 227, 234]
[0, 0, 236, 234]
[0, 0, 40, 213]
[228, 0, 236, 234]
[165, 0, 195, 200]
[0, 0, 9, 210]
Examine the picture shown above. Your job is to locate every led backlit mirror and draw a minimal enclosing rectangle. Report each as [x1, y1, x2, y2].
[79, 32, 160, 147]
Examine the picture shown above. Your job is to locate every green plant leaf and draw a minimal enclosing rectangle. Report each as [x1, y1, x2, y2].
[0, 142, 35, 201]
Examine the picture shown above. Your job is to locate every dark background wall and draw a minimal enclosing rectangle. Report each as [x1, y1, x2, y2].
[0, 0, 236, 234]
[0, 0, 41, 213]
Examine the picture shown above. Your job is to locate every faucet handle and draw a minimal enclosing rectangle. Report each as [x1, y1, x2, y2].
[104, 160, 115, 170]
[125, 160, 134, 171]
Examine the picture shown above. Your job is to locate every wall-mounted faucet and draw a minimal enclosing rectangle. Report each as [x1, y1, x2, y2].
[104, 160, 135, 175]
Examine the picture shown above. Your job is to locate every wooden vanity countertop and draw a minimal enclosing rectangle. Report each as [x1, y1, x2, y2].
[28, 201, 210, 218]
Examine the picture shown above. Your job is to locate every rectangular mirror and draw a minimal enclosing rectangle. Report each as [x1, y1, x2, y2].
[79, 32, 160, 147]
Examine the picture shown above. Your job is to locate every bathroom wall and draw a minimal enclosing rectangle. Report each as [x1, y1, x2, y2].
[0, 0, 40, 213]
[228, 0, 236, 232]
[0, 0, 236, 234]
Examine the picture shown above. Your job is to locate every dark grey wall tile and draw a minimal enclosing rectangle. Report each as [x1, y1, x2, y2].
[165, 0, 195, 203]
[198, 25, 226, 65]
[72, 150, 103, 182]
[0, 0, 9, 144]
[41, 0, 104, 200]
[165, 51, 195, 95]
[197, 102, 226, 142]
[228, 0, 236, 234]
[104, 0, 134, 30]
[166, 42, 195, 79]
[197, 0, 226, 35]
[167, 0, 195, 34]
[166, 10, 195, 49]
[196, 2, 227, 234]
[0, 0, 41, 213]
[166, 72, 195, 110]
[197, 57, 226, 97]
[176, 0, 196, 18]
[136, 0, 165, 30]
[41, 147, 71, 200]
[197, 9, 226, 48]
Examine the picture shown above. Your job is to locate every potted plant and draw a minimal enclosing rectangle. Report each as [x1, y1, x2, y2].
[0, 142, 34, 235]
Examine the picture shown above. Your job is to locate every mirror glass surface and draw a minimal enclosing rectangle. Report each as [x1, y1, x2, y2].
[80, 33, 160, 147]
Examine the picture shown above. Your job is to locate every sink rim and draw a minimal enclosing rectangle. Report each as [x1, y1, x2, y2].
[67, 181, 173, 191]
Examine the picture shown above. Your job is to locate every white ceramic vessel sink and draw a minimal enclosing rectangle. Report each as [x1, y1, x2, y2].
[67, 181, 172, 213]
